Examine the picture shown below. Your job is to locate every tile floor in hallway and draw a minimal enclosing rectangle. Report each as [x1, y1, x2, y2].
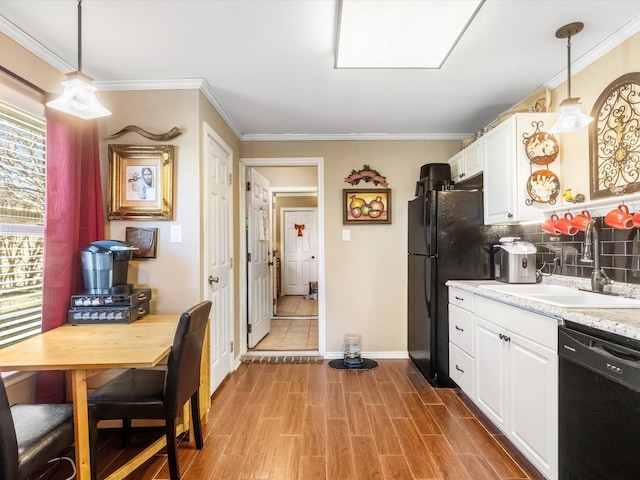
[275, 295, 318, 317]
[252, 318, 319, 350]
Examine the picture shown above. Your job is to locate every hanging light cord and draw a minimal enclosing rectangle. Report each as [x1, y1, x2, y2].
[77, 0, 82, 72]
[566, 33, 572, 99]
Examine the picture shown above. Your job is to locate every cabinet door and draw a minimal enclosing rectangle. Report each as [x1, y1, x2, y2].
[508, 332, 557, 480]
[474, 316, 508, 432]
[463, 141, 482, 179]
[449, 151, 463, 183]
[483, 119, 516, 224]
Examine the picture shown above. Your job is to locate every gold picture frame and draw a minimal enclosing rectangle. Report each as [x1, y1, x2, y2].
[107, 144, 174, 220]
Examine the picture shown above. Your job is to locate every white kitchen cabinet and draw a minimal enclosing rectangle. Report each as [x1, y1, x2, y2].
[474, 316, 508, 429]
[474, 295, 558, 480]
[449, 140, 482, 185]
[448, 288, 475, 398]
[482, 113, 556, 225]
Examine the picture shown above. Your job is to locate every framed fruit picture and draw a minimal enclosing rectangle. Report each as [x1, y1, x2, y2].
[343, 189, 391, 224]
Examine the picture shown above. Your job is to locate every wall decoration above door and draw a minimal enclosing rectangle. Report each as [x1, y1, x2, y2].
[344, 165, 389, 187]
[590, 72, 640, 198]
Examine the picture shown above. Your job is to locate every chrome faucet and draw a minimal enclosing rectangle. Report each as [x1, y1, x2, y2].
[581, 220, 613, 293]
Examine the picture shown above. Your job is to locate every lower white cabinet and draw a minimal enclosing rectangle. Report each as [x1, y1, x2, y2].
[448, 288, 475, 398]
[474, 296, 558, 480]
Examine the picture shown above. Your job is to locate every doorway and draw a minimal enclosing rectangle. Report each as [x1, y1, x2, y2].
[238, 158, 324, 356]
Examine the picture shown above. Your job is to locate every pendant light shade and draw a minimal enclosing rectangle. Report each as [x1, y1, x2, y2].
[549, 22, 592, 134]
[550, 97, 593, 133]
[46, 0, 111, 119]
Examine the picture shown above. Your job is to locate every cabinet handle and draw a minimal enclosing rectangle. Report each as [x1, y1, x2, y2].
[455, 296, 464, 301]
[507, 213, 513, 218]
[499, 333, 511, 342]
[455, 365, 464, 373]
[455, 325, 464, 332]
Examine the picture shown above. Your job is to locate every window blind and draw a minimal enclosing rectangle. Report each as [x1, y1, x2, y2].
[0, 99, 45, 348]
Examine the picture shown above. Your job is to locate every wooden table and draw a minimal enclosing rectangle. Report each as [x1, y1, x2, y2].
[0, 315, 179, 480]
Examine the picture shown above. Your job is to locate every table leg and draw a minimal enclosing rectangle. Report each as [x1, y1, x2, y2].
[71, 369, 91, 480]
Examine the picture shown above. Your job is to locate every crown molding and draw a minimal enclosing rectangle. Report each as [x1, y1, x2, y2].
[4, 11, 639, 142]
[544, 14, 640, 90]
[0, 14, 74, 73]
[240, 132, 471, 142]
[94, 78, 245, 139]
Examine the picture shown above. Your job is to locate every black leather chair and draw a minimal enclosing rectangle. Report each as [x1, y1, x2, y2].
[88, 301, 212, 480]
[0, 374, 75, 480]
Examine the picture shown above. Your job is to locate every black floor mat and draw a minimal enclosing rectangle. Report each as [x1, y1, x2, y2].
[328, 358, 378, 370]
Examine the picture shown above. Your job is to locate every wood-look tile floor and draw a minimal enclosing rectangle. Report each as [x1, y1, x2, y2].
[38, 359, 544, 480]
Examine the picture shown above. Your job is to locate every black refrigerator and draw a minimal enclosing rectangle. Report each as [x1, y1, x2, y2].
[407, 189, 518, 387]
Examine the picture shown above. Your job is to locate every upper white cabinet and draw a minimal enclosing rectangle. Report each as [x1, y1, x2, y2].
[482, 113, 556, 225]
[449, 140, 482, 184]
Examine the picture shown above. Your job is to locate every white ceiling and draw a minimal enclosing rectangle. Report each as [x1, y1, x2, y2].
[1, 0, 640, 140]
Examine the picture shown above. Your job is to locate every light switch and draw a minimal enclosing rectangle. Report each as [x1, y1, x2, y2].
[170, 225, 182, 243]
[342, 229, 350, 241]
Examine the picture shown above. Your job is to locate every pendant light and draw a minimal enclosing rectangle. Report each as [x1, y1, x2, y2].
[549, 22, 592, 134]
[46, 0, 111, 119]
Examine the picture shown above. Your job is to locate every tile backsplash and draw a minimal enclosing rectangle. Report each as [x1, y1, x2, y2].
[520, 217, 640, 285]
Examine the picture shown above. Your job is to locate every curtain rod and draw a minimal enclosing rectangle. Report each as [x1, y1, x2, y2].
[0, 65, 48, 95]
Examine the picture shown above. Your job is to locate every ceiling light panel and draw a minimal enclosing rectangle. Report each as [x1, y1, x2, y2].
[335, 0, 484, 69]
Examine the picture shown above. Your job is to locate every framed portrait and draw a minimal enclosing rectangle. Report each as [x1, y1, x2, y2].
[125, 227, 158, 258]
[107, 144, 174, 220]
[343, 188, 391, 224]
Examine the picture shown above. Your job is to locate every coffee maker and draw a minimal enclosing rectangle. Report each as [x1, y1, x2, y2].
[414, 163, 452, 196]
[81, 240, 136, 295]
[68, 240, 152, 324]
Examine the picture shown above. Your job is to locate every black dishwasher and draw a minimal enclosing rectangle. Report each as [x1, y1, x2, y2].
[558, 322, 640, 480]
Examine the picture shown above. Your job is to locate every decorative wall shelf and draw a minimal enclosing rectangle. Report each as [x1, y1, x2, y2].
[542, 192, 640, 219]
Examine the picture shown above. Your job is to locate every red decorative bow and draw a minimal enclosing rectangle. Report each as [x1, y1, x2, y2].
[294, 224, 305, 237]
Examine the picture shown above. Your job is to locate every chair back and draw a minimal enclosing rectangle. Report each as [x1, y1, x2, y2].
[0, 376, 20, 479]
[164, 301, 212, 419]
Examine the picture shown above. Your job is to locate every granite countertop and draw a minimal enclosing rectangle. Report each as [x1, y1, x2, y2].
[445, 276, 640, 342]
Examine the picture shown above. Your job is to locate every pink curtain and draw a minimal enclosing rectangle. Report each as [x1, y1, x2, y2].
[36, 109, 105, 403]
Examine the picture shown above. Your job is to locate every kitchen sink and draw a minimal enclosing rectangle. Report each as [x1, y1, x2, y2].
[479, 283, 640, 308]
[479, 284, 576, 295]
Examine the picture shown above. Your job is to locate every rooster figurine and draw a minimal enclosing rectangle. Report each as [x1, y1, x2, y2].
[562, 188, 575, 203]
[562, 188, 585, 203]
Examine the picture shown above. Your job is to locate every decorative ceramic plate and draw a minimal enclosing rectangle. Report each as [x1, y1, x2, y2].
[527, 170, 560, 204]
[524, 132, 559, 165]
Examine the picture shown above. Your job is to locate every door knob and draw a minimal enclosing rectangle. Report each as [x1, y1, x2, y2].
[208, 276, 219, 285]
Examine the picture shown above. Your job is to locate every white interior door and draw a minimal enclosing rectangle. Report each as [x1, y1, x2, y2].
[282, 209, 318, 295]
[247, 168, 271, 347]
[203, 123, 233, 394]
